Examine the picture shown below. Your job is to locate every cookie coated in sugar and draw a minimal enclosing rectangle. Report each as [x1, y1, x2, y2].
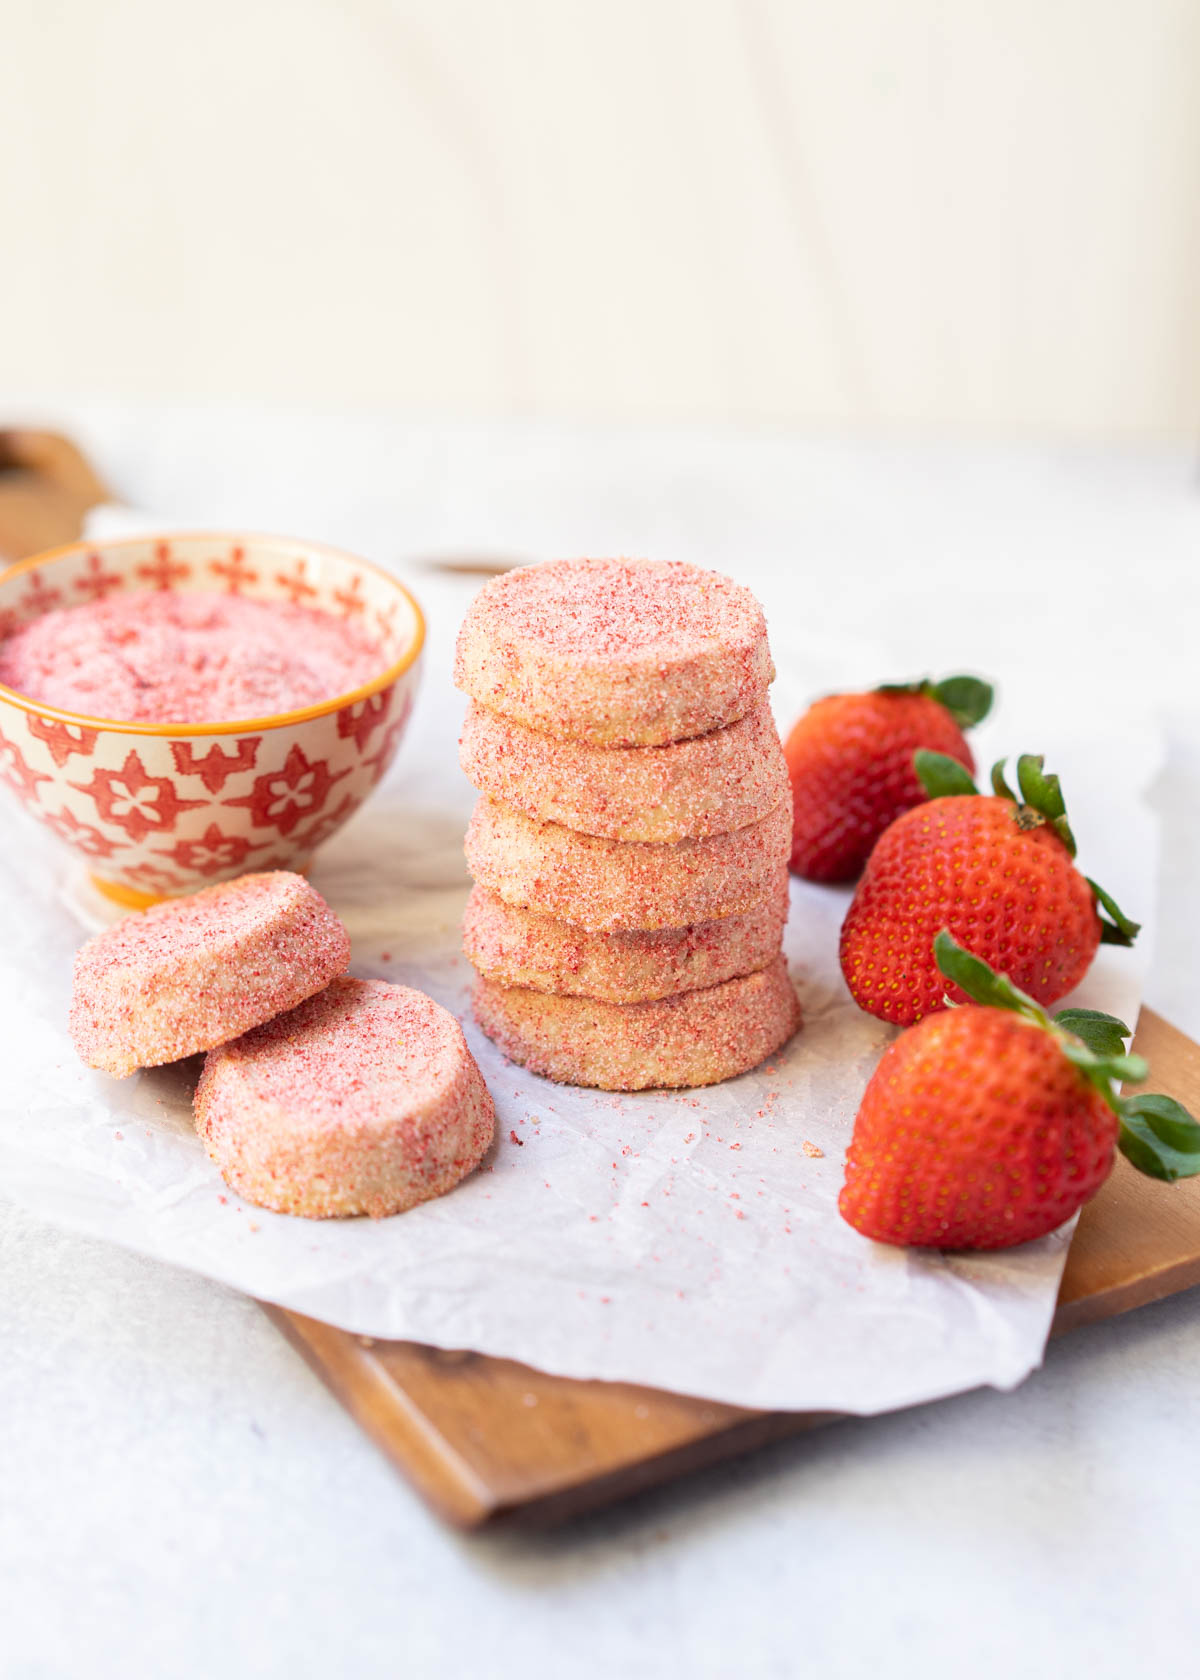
[70, 871, 351, 1078]
[473, 956, 801, 1090]
[195, 977, 496, 1218]
[462, 881, 789, 1003]
[465, 795, 792, 933]
[453, 558, 774, 747]
[460, 699, 788, 843]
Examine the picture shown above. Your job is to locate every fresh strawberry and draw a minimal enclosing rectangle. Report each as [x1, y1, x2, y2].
[840, 751, 1139, 1025]
[784, 675, 992, 883]
[839, 931, 1200, 1250]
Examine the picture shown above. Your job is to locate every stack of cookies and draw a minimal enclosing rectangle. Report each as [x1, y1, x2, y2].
[455, 558, 800, 1090]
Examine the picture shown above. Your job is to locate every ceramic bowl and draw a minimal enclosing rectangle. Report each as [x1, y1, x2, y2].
[0, 532, 424, 905]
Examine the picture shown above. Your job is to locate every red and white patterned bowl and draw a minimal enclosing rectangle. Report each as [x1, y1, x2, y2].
[0, 532, 424, 906]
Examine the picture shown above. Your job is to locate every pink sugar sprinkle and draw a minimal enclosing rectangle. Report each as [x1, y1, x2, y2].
[0, 590, 384, 723]
[84, 872, 317, 967]
[460, 698, 787, 845]
[203, 977, 462, 1131]
[463, 558, 763, 661]
[71, 871, 350, 1079]
[196, 975, 495, 1220]
[455, 558, 775, 748]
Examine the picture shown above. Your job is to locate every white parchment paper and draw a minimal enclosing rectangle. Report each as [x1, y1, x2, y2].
[0, 568, 1161, 1414]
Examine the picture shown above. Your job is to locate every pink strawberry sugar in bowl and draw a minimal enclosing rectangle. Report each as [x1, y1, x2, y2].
[0, 533, 424, 906]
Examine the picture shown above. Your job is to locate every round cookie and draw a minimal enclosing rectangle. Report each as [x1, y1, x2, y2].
[473, 956, 800, 1090]
[464, 796, 792, 933]
[463, 881, 789, 1003]
[195, 977, 496, 1218]
[453, 558, 774, 747]
[70, 871, 351, 1079]
[459, 699, 788, 842]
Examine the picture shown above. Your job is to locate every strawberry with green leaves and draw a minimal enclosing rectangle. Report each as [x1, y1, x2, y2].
[839, 932, 1200, 1250]
[784, 675, 993, 883]
[839, 751, 1138, 1026]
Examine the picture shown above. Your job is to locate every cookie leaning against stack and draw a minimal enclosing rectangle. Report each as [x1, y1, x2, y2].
[455, 558, 800, 1090]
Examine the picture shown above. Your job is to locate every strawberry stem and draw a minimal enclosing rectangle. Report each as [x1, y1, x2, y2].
[1086, 876, 1142, 947]
[933, 929, 1043, 1017]
[1014, 754, 1077, 855]
[932, 930, 1200, 1182]
[989, 756, 1139, 945]
[929, 675, 994, 729]
[1119, 1095, 1200, 1180]
[1052, 1008, 1131, 1057]
[913, 749, 978, 798]
[875, 674, 994, 730]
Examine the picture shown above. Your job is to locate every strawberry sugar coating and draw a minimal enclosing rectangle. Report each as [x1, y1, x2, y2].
[473, 954, 800, 1090]
[460, 698, 788, 843]
[0, 590, 385, 724]
[70, 871, 351, 1078]
[839, 1007, 1118, 1249]
[195, 976, 496, 1219]
[453, 558, 774, 747]
[465, 794, 792, 933]
[785, 690, 974, 883]
[463, 879, 789, 1003]
[839, 795, 1102, 1025]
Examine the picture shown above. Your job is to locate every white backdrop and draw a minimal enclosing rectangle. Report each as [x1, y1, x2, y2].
[3, 0, 1199, 435]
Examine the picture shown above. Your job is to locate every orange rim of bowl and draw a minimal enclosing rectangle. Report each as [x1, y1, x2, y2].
[0, 531, 426, 737]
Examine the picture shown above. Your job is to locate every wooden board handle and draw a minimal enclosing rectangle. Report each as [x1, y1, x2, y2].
[0, 429, 110, 561]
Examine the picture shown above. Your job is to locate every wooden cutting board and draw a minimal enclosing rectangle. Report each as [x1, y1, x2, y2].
[266, 1006, 1200, 1530]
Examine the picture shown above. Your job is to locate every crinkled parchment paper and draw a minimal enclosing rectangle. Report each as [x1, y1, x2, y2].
[0, 569, 1160, 1413]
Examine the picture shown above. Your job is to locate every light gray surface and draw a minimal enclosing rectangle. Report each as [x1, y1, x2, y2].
[3, 407, 1200, 1679]
[5, 1205, 1200, 1680]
